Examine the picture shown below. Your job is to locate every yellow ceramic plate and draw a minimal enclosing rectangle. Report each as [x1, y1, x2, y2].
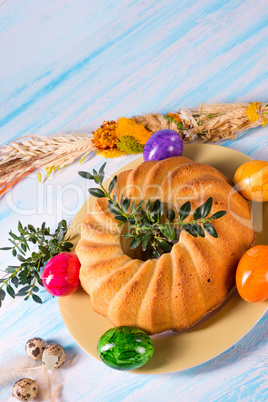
[58, 144, 267, 374]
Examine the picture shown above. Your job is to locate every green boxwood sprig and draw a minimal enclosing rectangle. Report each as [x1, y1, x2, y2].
[0, 220, 73, 307]
[79, 163, 226, 259]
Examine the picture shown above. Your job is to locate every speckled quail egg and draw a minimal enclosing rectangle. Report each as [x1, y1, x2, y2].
[25, 337, 47, 361]
[42, 343, 66, 370]
[12, 378, 38, 401]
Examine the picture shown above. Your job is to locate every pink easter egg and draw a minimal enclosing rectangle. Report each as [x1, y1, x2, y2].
[42, 252, 81, 296]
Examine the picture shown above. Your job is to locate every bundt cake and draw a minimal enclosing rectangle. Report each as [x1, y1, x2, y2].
[76, 156, 255, 335]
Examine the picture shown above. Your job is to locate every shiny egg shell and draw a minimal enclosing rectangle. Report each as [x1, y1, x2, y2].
[12, 378, 38, 401]
[143, 129, 183, 162]
[42, 343, 66, 370]
[97, 326, 154, 371]
[234, 160, 268, 202]
[42, 252, 81, 296]
[25, 337, 47, 361]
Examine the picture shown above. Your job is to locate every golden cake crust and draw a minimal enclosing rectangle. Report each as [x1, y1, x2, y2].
[76, 156, 255, 334]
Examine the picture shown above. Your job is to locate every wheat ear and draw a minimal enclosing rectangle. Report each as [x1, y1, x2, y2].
[1, 102, 267, 195]
[135, 102, 268, 142]
[0, 133, 94, 192]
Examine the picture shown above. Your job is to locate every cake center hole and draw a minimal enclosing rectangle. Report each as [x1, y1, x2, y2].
[120, 223, 180, 261]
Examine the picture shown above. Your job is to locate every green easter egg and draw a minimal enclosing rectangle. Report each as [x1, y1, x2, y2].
[97, 326, 154, 371]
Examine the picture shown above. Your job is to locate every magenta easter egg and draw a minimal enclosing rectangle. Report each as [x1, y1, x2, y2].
[143, 129, 183, 162]
[42, 252, 81, 296]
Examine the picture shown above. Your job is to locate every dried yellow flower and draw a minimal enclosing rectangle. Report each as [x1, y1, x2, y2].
[92, 120, 118, 149]
[115, 117, 151, 145]
[262, 118, 268, 127]
[46, 166, 56, 178]
[96, 148, 127, 158]
[92, 118, 149, 157]
[246, 102, 261, 123]
[80, 155, 85, 164]
[37, 172, 42, 183]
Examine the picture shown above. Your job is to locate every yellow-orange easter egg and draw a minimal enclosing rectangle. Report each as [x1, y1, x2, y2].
[234, 160, 268, 202]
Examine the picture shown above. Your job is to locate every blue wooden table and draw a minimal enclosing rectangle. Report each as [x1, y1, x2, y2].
[0, 1, 267, 401]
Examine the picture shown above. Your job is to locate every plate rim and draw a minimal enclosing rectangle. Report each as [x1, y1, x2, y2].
[58, 144, 268, 374]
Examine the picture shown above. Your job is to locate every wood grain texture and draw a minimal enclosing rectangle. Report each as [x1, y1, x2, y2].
[0, 0, 267, 400]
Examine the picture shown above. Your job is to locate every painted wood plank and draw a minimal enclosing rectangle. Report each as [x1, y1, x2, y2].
[0, 0, 267, 400]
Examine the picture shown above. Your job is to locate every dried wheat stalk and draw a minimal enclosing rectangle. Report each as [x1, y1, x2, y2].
[0, 133, 94, 194]
[0, 102, 267, 195]
[135, 102, 268, 142]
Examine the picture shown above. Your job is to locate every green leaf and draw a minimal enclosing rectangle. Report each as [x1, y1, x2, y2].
[28, 225, 36, 233]
[17, 254, 26, 262]
[18, 285, 32, 293]
[122, 198, 131, 213]
[78, 171, 94, 180]
[16, 291, 28, 297]
[151, 200, 164, 222]
[38, 246, 49, 254]
[19, 277, 31, 285]
[191, 223, 205, 237]
[131, 201, 136, 213]
[62, 242, 73, 249]
[193, 197, 213, 220]
[158, 239, 172, 252]
[181, 223, 197, 237]
[12, 248, 17, 257]
[127, 217, 136, 224]
[149, 249, 160, 259]
[57, 220, 67, 230]
[89, 188, 106, 198]
[18, 270, 28, 280]
[136, 233, 151, 241]
[166, 208, 175, 222]
[10, 278, 18, 288]
[9, 232, 19, 240]
[210, 210, 227, 220]
[37, 277, 44, 286]
[179, 201, 191, 221]
[129, 238, 141, 249]
[99, 162, 106, 175]
[18, 221, 26, 235]
[203, 222, 218, 238]
[161, 225, 176, 242]
[114, 215, 127, 222]
[0, 289, 6, 301]
[5, 266, 18, 273]
[135, 201, 144, 212]
[0, 247, 13, 251]
[108, 203, 121, 215]
[21, 243, 27, 253]
[109, 175, 117, 193]
[123, 233, 133, 239]
[6, 285, 15, 298]
[142, 238, 150, 251]
[98, 172, 104, 185]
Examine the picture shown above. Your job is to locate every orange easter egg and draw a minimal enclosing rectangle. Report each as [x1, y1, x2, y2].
[234, 160, 268, 202]
[236, 245, 268, 302]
